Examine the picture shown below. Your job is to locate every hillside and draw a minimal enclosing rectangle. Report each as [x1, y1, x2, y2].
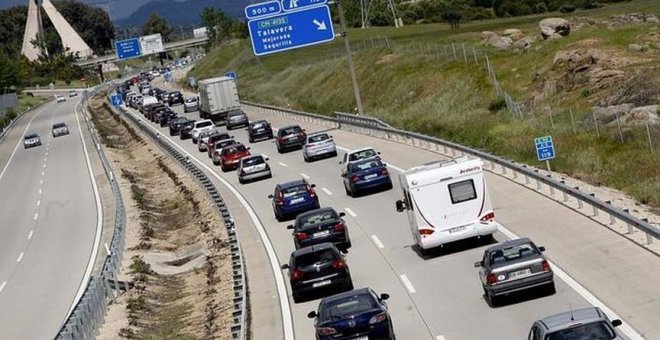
[188, 0, 660, 208]
[115, 0, 246, 26]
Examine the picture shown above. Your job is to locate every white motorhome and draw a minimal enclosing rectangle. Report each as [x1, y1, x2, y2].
[395, 156, 496, 255]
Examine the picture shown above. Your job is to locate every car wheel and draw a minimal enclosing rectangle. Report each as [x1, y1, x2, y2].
[420, 247, 431, 256]
[212, 158, 220, 166]
[545, 282, 556, 295]
[266, 172, 272, 179]
[487, 290, 499, 307]
[239, 177, 245, 184]
[331, 151, 338, 157]
[344, 281, 354, 292]
[344, 184, 352, 197]
[384, 182, 394, 190]
[277, 144, 283, 154]
[192, 139, 197, 144]
[303, 154, 309, 162]
[275, 210, 283, 222]
[248, 137, 253, 143]
[221, 164, 228, 172]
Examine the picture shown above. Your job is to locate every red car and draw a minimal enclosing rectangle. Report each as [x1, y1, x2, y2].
[219, 144, 251, 172]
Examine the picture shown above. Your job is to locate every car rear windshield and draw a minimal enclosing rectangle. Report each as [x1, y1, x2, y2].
[546, 321, 616, 340]
[185, 98, 196, 103]
[349, 160, 383, 172]
[298, 210, 337, 227]
[490, 242, 539, 265]
[196, 121, 213, 128]
[280, 126, 302, 135]
[308, 134, 329, 143]
[223, 145, 247, 155]
[294, 249, 338, 267]
[348, 149, 377, 162]
[281, 184, 308, 198]
[25, 134, 38, 139]
[322, 294, 378, 320]
[242, 156, 265, 166]
[53, 123, 65, 128]
[251, 121, 268, 128]
[229, 111, 245, 118]
[216, 140, 236, 148]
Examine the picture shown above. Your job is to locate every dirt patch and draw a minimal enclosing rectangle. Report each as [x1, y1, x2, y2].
[90, 96, 233, 339]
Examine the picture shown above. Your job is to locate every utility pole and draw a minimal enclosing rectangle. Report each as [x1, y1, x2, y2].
[336, 0, 364, 115]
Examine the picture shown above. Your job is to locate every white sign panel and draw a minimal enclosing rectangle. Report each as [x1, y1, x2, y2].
[139, 33, 164, 55]
[193, 27, 208, 39]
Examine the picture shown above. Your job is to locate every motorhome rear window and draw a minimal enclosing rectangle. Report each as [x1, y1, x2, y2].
[448, 180, 477, 204]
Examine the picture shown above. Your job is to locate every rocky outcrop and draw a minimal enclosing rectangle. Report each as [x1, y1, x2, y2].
[482, 29, 534, 50]
[481, 31, 513, 49]
[622, 105, 660, 125]
[503, 28, 524, 41]
[606, 13, 659, 26]
[592, 103, 634, 124]
[593, 104, 659, 126]
[540, 18, 571, 39]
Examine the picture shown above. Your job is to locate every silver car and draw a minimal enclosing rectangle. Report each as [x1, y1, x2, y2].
[23, 133, 42, 149]
[302, 132, 337, 162]
[52, 122, 69, 137]
[475, 237, 554, 306]
[197, 129, 220, 152]
[237, 154, 271, 184]
[212, 139, 238, 165]
[528, 307, 623, 340]
[226, 111, 249, 130]
[183, 97, 198, 113]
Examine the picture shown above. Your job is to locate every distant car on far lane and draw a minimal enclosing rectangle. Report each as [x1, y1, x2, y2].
[183, 97, 198, 113]
[23, 133, 42, 148]
[52, 123, 69, 137]
[68, 90, 78, 97]
[55, 95, 66, 103]
[528, 306, 623, 340]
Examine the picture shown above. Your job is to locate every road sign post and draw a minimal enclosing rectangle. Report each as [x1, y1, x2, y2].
[534, 135, 556, 173]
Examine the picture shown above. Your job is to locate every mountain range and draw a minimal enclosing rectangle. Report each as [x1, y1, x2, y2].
[114, 0, 249, 26]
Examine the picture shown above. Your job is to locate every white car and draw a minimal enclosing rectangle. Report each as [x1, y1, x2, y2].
[237, 154, 271, 184]
[303, 132, 337, 162]
[23, 133, 42, 148]
[191, 119, 216, 144]
[55, 95, 66, 103]
[68, 90, 78, 97]
[52, 122, 70, 137]
[339, 147, 381, 174]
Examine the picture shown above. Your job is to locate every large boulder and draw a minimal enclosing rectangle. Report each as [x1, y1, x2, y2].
[481, 31, 513, 49]
[502, 28, 525, 41]
[540, 18, 571, 40]
[592, 103, 634, 124]
[621, 105, 660, 125]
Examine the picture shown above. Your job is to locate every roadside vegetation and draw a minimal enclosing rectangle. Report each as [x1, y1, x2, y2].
[89, 96, 233, 339]
[189, 0, 660, 208]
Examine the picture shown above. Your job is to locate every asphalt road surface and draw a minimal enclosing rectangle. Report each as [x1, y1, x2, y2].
[121, 89, 658, 340]
[0, 97, 100, 339]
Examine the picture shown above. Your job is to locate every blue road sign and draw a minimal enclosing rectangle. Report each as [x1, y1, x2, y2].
[225, 71, 237, 80]
[115, 38, 142, 60]
[110, 94, 123, 106]
[282, 0, 328, 11]
[535, 135, 556, 161]
[247, 4, 335, 56]
[245, 0, 281, 20]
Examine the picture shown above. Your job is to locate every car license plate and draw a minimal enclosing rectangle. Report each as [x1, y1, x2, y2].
[352, 337, 368, 340]
[290, 197, 305, 204]
[509, 268, 532, 278]
[313, 230, 331, 238]
[365, 174, 377, 180]
[448, 226, 466, 234]
[312, 280, 331, 288]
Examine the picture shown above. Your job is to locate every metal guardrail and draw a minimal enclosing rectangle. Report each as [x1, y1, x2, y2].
[114, 103, 248, 340]
[240, 100, 660, 246]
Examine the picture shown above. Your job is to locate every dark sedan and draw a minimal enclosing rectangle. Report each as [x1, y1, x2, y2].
[168, 91, 184, 106]
[342, 159, 392, 197]
[308, 288, 395, 340]
[169, 117, 189, 136]
[179, 120, 196, 140]
[275, 124, 306, 153]
[247, 119, 274, 143]
[287, 207, 351, 251]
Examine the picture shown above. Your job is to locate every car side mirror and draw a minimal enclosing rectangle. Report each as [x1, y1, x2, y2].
[310, 184, 316, 188]
[267, 194, 274, 199]
[383, 163, 387, 167]
[286, 225, 294, 230]
[474, 261, 483, 268]
[247, 147, 251, 150]
[280, 264, 289, 270]
[302, 129, 306, 132]
[307, 311, 317, 319]
[338, 161, 342, 164]
[612, 319, 622, 327]
[377, 152, 381, 155]
[538, 246, 546, 252]
[395, 200, 406, 212]
[339, 212, 346, 217]
[264, 157, 269, 161]
[379, 293, 390, 301]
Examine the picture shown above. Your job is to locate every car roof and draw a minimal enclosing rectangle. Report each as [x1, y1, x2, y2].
[53, 122, 66, 127]
[278, 179, 307, 189]
[242, 154, 264, 160]
[25, 133, 38, 138]
[296, 207, 337, 219]
[347, 146, 376, 154]
[538, 307, 608, 332]
[485, 237, 534, 252]
[291, 242, 337, 257]
[322, 287, 373, 305]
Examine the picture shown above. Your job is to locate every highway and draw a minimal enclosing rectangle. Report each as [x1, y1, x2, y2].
[0, 97, 101, 339]
[121, 86, 659, 340]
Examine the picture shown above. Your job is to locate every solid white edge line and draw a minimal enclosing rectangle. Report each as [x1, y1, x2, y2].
[321, 187, 332, 196]
[371, 235, 385, 249]
[16, 252, 24, 263]
[344, 207, 357, 217]
[496, 222, 643, 340]
[300, 173, 310, 179]
[28, 230, 34, 240]
[61, 97, 104, 325]
[278, 161, 288, 167]
[124, 107, 295, 340]
[0, 281, 6, 293]
[0, 105, 50, 182]
[400, 274, 416, 293]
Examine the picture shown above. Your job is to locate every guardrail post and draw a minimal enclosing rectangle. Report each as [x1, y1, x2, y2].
[623, 209, 634, 234]
[643, 219, 653, 244]
[575, 187, 583, 209]
[605, 201, 616, 225]
[560, 181, 568, 202]
[547, 175, 554, 195]
[588, 193, 598, 216]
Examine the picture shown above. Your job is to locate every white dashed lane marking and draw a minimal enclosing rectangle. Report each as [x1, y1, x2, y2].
[300, 173, 310, 179]
[321, 187, 332, 196]
[0, 281, 6, 293]
[37, 200, 40, 207]
[344, 207, 357, 217]
[33, 213, 38, 221]
[28, 230, 33, 240]
[278, 162, 288, 167]
[400, 274, 416, 293]
[16, 252, 24, 263]
[371, 235, 385, 249]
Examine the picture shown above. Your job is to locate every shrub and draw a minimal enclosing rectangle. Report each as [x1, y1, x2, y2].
[580, 0, 604, 9]
[559, 4, 577, 13]
[488, 97, 507, 112]
[580, 88, 592, 97]
[535, 2, 548, 13]
[129, 256, 153, 274]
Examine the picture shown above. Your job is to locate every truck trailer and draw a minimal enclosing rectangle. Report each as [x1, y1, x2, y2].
[197, 76, 240, 125]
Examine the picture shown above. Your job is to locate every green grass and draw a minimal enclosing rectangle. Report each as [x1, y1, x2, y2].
[189, 0, 660, 207]
[17, 93, 48, 112]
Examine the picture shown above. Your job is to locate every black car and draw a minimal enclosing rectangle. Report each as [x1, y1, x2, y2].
[287, 207, 351, 251]
[168, 91, 184, 106]
[276, 124, 306, 153]
[281, 243, 353, 303]
[308, 288, 395, 340]
[169, 117, 189, 136]
[179, 120, 196, 140]
[157, 108, 177, 127]
[247, 119, 274, 143]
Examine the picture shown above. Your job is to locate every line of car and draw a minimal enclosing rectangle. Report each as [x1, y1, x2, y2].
[116, 78, 625, 340]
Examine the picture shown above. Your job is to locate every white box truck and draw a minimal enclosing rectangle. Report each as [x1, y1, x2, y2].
[197, 76, 240, 125]
[395, 156, 497, 255]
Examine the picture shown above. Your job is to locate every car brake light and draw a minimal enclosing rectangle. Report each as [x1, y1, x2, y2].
[418, 229, 434, 235]
[542, 260, 551, 272]
[296, 232, 308, 241]
[332, 259, 346, 269]
[317, 327, 336, 336]
[369, 312, 387, 324]
[351, 175, 361, 182]
[487, 273, 497, 284]
[291, 270, 304, 282]
[334, 222, 345, 232]
[308, 187, 317, 198]
[380, 168, 389, 176]
[480, 212, 495, 223]
[276, 192, 284, 205]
